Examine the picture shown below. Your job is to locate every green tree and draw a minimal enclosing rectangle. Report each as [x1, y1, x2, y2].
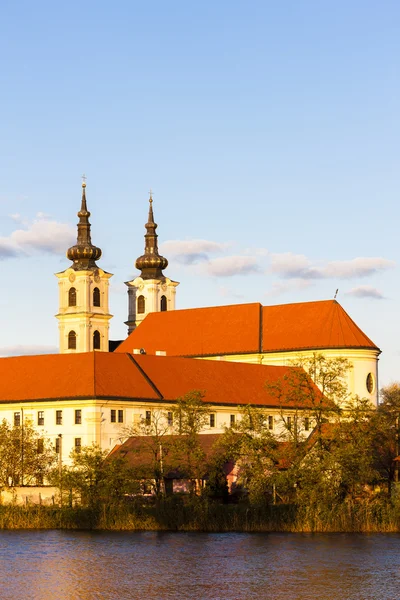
[217, 405, 279, 504]
[121, 408, 174, 497]
[171, 391, 211, 494]
[0, 418, 56, 487]
[370, 383, 400, 495]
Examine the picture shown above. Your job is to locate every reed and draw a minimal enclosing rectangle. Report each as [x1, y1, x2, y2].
[1, 499, 400, 532]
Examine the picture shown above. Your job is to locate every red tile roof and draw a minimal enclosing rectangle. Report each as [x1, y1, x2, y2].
[0, 352, 159, 403]
[261, 300, 377, 352]
[115, 300, 378, 357]
[132, 354, 324, 407]
[0, 351, 324, 408]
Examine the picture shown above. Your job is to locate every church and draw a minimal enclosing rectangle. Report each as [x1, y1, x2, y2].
[0, 182, 380, 464]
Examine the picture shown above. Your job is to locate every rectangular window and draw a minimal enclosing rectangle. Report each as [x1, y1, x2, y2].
[110, 409, 116, 423]
[167, 412, 173, 427]
[287, 416, 292, 431]
[268, 415, 274, 430]
[304, 417, 310, 431]
[38, 411, 44, 426]
[75, 438, 81, 453]
[56, 410, 62, 425]
[14, 412, 21, 427]
[118, 410, 124, 423]
[37, 439, 44, 454]
[55, 437, 61, 454]
[145, 411, 151, 426]
[230, 414, 235, 426]
[210, 414, 215, 428]
[75, 409, 82, 425]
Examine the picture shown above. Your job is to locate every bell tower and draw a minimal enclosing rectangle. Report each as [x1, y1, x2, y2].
[55, 180, 113, 353]
[125, 192, 179, 333]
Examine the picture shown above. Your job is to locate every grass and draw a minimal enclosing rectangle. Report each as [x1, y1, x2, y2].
[1, 498, 400, 532]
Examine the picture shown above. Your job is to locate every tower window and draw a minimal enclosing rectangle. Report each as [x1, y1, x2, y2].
[68, 287, 77, 307]
[38, 411, 44, 426]
[93, 287, 100, 307]
[138, 295, 145, 314]
[93, 330, 101, 350]
[160, 295, 167, 312]
[68, 331, 77, 350]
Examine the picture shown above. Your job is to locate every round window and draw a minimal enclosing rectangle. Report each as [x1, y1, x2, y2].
[366, 373, 374, 394]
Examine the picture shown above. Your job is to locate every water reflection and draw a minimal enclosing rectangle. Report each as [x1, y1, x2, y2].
[0, 531, 400, 599]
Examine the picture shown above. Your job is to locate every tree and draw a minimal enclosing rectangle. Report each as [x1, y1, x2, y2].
[51, 443, 139, 507]
[121, 408, 174, 497]
[370, 383, 400, 495]
[171, 391, 211, 494]
[217, 405, 279, 504]
[0, 418, 56, 487]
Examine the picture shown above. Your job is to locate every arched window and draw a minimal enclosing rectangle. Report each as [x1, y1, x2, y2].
[93, 287, 100, 307]
[160, 295, 167, 312]
[68, 287, 76, 307]
[68, 331, 76, 350]
[138, 295, 145, 314]
[93, 330, 100, 350]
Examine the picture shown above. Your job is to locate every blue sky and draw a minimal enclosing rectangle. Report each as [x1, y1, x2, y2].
[0, 1, 399, 385]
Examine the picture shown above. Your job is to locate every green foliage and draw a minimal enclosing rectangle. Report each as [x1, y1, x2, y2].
[171, 391, 211, 491]
[0, 418, 56, 487]
[122, 408, 174, 497]
[50, 443, 139, 507]
[217, 405, 279, 504]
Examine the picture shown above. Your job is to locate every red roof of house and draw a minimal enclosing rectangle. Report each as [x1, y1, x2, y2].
[115, 300, 378, 357]
[0, 351, 324, 408]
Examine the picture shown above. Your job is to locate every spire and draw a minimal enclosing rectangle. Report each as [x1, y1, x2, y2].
[67, 180, 102, 270]
[135, 191, 168, 279]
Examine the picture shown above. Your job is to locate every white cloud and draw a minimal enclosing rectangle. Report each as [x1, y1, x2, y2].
[346, 286, 385, 300]
[323, 257, 395, 279]
[269, 253, 315, 278]
[8, 213, 23, 223]
[0, 215, 75, 259]
[270, 253, 395, 280]
[0, 345, 58, 357]
[205, 255, 261, 277]
[160, 239, 229, 265]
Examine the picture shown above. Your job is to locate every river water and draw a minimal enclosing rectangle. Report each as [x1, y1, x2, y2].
[0, 530, 399, 599]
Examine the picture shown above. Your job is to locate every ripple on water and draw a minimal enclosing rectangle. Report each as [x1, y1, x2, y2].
[0, 531, 400, 600]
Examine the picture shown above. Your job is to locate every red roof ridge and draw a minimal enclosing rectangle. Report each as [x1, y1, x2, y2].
[126, 353, 164, 400]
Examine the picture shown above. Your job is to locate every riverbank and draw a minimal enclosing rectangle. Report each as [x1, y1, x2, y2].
[1, 500, 400, 532]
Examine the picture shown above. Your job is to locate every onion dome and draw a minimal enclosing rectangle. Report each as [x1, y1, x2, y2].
[67, 181, 102, 270]
[135, 193, 168, 279]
